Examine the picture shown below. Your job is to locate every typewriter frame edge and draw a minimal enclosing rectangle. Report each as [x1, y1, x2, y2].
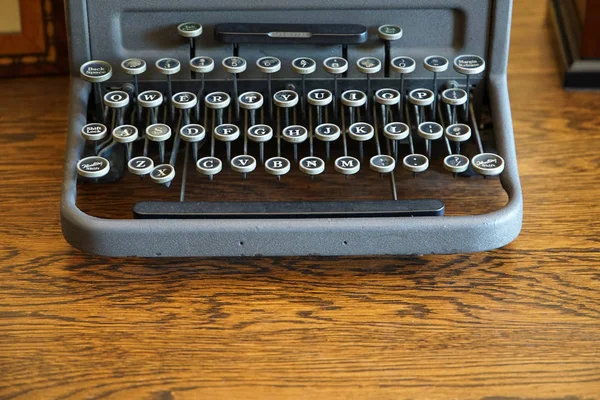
[61, 0, 523, 256]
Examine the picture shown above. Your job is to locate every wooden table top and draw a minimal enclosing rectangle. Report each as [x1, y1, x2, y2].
[1, 1, 599, 398]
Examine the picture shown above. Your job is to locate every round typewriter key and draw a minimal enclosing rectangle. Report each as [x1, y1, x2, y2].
[156, 58, 181, 75]
[256, 56, 281, 74]
[239, 91, 264, 110]
[231, 155, 257, 174]
[137, 90, 163, 108]
[177, 22, 203, 38]
[77, 156, 110, 179]
[80, 60, 112, 83]
[334, 156, 360, 175]
[341, 90, 367, 108]
[190, 56, 214, 74]
[453, 54, 486, 75]
[214, 124, 240, 141]
[146, 124, 171, 142]
[128, 156, 154, 176]
[403, 154, 429, 173]
[378, 24, 403, 41]
[103, 90, 129, 109]
[315, 123, 341, 141]
[375, 88, 401, 106]
[205, 92, 231, 109]
[121, 58, 146, 75]
[292, 57, 316, 75]
[172, 91, 198, 109]
[307, 89, 333, 107]
[222, 56, 247, 74]
[323, 57, 348, 75]
[445, 123, 471, 142]
[370, 154, 396, 174]
[348, 122, 374, 141]
[197, 157, 222, 176]
[265, 157, 291, 176]
[282, 125, 308, 143]
[356, 57, 382, 75]
[247, 124, 273, 142]
[471, 153, 505, 176]
[112, 125, 138, 143]
[424, 55, 449, 73]
[408, 88, 435, 107]
[299, 156, 325, 176]
[180, 124, 205, 142]
[150, 164, 175, 184]
[443, 154, 470, 174]
[418, 122, 443, 140]
[81, 123, 107, 141]
[390, 56, 416, 74]
[442, 88, 468, 106]
[273, 90, 299, 108]
[384, 122, 410, 141]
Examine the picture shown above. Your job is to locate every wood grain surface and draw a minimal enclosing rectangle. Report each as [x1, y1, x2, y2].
[1, 0, 599, 399]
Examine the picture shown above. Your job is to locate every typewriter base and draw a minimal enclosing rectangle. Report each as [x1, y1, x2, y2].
[549, 0, 600, 90]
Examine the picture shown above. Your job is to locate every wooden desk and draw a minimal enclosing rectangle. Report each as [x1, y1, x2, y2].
[1, 1, 599, 398]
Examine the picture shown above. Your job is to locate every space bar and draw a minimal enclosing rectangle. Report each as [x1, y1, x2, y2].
[133, 200, 445, 219]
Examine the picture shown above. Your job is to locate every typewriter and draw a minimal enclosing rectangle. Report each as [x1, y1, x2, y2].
[61, 0, 523, 256]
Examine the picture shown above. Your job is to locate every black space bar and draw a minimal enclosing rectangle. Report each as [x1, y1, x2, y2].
[133, 200, 445, 219]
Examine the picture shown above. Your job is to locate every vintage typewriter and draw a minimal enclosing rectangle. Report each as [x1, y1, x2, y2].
[61, 0, 523, 256]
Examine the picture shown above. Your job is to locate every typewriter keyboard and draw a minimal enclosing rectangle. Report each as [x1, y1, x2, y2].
[75, 23, 508, 220]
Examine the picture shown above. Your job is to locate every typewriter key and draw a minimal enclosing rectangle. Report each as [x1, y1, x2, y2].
[292, 57, 316, 117]
[445, 123, 471, 142]
[443, 154, 470, 174]
[377, 25, 403, 77]
[197, 156, 223, 177]
[315, 123, 341, 160]
[265, 157, 291, 177]
[341, 90, 367, 109]
[390, 56, 416, 119]
[156, 58, 181, 119]
[307, 89, 332, 129]
[418, 121, 443, 160]
[356, 57, 382, 117]
[146, 123, 171, 163]
[424, 55, 448, 120]
[80, 60, 112, 121]
[370, 154, 396, 174]
[334, 156, 360, 175]
[180, 124, 205, 163]
[222, 56, 247, 121]
[471, 153, 505, 176]
[214, 124, 241, 162]
[190, 56, 214, 74]
[403, 154, 429, 173]
[104, 90, 129, 109]
[323, 57, 348, 115]
[239, 91, 264, 112]
[256, 57, 281, 120]
[128, 156, 154, 176]
[442, 88, 468, 124]
[77, 156, 110, 179]
[383, 122, 409, 141]
[348, 122, 374, 160]
[137, 90, 163, 109]
[121, 58, 145, 92]
[172, 91, 198, 110]
[453, 55, 486, 122]
[172, 91, 197, 165]
[408, 88, 435, 125]
[81, 123, 108, 154]
[247, 124, 273, 164]
[375, 89, 401, 152]
[231, 155, 257, 174]
[150, 164, 175, 185]
[299, 156, 325, 176]
[112, 124, 138, 161]
[283, 125, 308, 163]
[177, 23, 202, 73]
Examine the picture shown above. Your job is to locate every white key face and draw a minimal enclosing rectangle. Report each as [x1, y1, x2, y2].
[180, 124, 206, 143]
[445, 124, 471, 142]
[81, 123, 107, 141]
[403, 154, 429, 173]
[390, 56, 416, 74]
[247, 124, 273, 142]
[265, 157, 291, 176]
[205, 92, 231, 109]
[77, 156, 110, 179]
[121, 58, 146, 75]
[190, 56, 214, 74]
[146, 124, 171, 142]
[178, 22, 203, 38]
[375, 88, 401, 106]
[454, 55, 486, 75]
[256, 57, 281, 74]
[356, 57, 382, 74]
[408, 88, 435, 107]
[341, 90, 367, 108]
[104, 91, 129, 108]
[282, 125, 308, 143]
[292, 57, 316, 74]
[273, 90, 299, 108]
[442, 88, 468, 106]
[222, 57, 247, 74]
[348, 122, 374, 141]
[384, 122, 409, 141]
[378, 24, 403, 41]
[307, 89, 333, 107]
[231, 155, 257, 174]
[471, 153, 505, 176]
[214, 124, 240, 142]
[424, 55, 449, 73]
[197, 157, 222, 175]
[323, 57, 348, 75]
[418, 122, 443, 140]
[315, 123, 341, 142]
[156, 58, 181, 75]
[112, 125, 138, 143]
[172, 92, 198, 109]
[239, 91, 264, 110]
[138, 90, 163, 108]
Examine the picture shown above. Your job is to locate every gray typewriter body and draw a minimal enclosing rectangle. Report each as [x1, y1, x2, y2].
[61, 0, 523, 256]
